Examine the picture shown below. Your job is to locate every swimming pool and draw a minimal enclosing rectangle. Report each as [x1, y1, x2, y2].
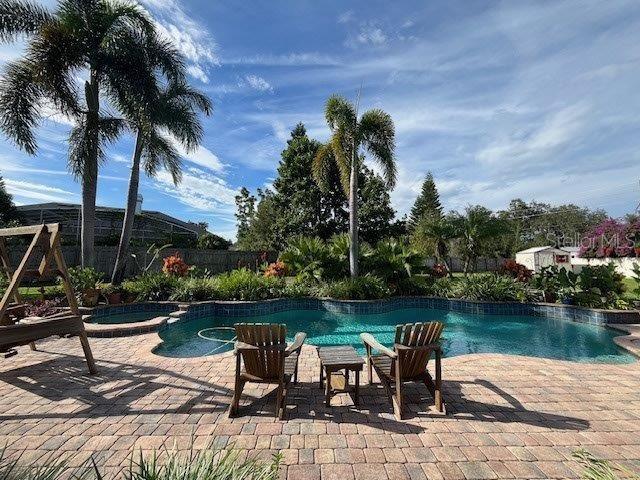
[154, 308, 635, 363]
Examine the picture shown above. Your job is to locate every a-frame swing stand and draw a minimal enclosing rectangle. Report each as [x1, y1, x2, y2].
[0, 224, 97, 374]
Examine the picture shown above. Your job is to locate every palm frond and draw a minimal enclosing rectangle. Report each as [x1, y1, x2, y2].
[325, 94, 357, 132]
[359, 108, 396, 188]
[312, 143, 334, 191]
[164, 79, 212, 115]
[330, 132, 351, 194]
[142, 130, 182, 184]
[0, 58, 42, 154]
[144, 35, 186, 83]
[0, 0, 53, 42]
[68, 115, 125, 178]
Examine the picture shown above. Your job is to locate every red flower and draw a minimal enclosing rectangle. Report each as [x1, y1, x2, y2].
[162, 253, 190, 277]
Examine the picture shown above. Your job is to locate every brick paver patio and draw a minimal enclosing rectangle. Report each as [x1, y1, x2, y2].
[1, 333, 639, 479]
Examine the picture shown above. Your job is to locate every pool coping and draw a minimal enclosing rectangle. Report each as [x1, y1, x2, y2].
[82, 302, 184, 337]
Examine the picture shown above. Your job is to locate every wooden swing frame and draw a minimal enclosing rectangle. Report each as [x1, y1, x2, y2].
[0, 224, 96, 374]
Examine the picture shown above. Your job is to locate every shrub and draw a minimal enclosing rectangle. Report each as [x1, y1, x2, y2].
[122, 272, 179, 301]
[393, 276, 432, 296]
[362, 239, 423, 282]
[24, 298, 62, 317]
[452, 274, 534, 302]
[170, 277, 218, 301]
[279, 278, 316, 298]
[263, 261, 288, 278]
[279, 236, 330, 282]
[162, 253, 190, 277]
[500, 259, 533, 282]
[579, 218, 639, 258]
[431, 277, 455, 297]
[197, 232, 232, 250]
[65, 266, 103, 292]
[320, 275, 390, 300]
[574, 263, 626, 308]
[213, 268, 284, 301]
[428, 263, 448, 278]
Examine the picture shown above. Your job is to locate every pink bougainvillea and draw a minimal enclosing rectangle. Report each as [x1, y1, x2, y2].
[578, 218, 637, 258]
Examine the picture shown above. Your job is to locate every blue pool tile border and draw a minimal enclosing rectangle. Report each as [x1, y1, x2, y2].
[89, 302, 179, 319]
[178, 297, 639, 326]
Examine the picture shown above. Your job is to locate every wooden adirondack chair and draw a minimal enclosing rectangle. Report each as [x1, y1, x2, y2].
[229, 323, 306, 419]
[361, 322, 444, 420]
[0, 224, 96, 374]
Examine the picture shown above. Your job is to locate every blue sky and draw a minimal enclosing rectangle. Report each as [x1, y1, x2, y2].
[1, 0, 639, 240]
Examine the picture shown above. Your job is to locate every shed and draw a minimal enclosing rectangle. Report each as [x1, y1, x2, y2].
[515, 246, 571, 273]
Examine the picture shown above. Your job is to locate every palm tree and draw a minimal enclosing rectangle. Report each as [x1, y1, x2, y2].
[454, 206, 504, 274]
[0, 0, 178, 267]
[111, 79, 212, 284]
[312, 94, 396, 277]
[416, 214, 458, 277]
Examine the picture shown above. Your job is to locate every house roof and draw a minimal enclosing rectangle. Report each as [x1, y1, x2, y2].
[16, 202, 207, 235]
[516, 246, 570, 255]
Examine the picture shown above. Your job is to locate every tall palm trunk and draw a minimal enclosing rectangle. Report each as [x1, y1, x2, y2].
[111, 130, 143, 284]
[81, 75, 99, 268]
[349, 154, 359, 277]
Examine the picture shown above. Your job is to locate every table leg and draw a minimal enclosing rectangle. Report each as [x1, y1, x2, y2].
[325, 369, 332, 407]
[345, 369, 350, 388]
[319, 363, 324, 389]
[355, 370, 360, 407]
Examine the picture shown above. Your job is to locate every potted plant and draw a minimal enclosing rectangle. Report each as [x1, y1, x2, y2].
[101, 284, 123, 305]
[64, 267, 104, 307]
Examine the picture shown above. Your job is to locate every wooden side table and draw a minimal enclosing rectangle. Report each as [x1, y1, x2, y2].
[318, 346, 365, 407]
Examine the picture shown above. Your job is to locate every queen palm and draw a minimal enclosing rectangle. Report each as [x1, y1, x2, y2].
[0, 0, 178, 267]
[111, 79, 212, 284]
[312, 94, 396, 277]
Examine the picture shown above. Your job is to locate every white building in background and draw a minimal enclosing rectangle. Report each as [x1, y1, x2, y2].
[515, 245, 638, 277]
[515, 246, 571, 273]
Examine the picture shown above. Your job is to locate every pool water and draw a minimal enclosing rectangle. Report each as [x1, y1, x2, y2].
[154, 308, 635, 363]
[91, 311, 169, 325]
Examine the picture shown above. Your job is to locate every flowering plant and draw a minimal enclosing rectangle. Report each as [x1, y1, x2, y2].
[25, 299, 62, 318]
[264, 261, 289, 278]
[500, 259, 532, 282]
[162, 253, 190, 277]
[430, 263, 448, 278]
[579, 219, 636, 258]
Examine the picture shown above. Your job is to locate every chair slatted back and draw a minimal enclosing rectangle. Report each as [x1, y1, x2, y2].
[235, 323, 287, 380]
[394, 322, 444, 378]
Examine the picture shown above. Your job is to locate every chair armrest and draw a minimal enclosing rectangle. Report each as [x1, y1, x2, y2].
[395, 343, 441, 352]
[360, 333, 397, 359]
[285, 332, 307, 356]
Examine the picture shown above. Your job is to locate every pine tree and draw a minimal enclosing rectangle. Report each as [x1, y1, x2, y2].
[409, 172, 442, 230]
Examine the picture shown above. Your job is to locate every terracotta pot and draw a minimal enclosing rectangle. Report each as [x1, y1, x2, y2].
[543, 291, 557, 303]
[82, 288, 101, 307]
[106, 292, 122, 305]
[124, 293, 137, 304]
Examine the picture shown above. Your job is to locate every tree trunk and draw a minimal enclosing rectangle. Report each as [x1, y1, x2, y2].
[349, 156, 359, 277]
[111, 130, 144, 284]
[81, 75, 100, 268]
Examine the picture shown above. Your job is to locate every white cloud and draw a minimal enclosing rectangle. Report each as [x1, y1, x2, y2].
[4, 179, 77, 204]
[153, 166, 237, 213]
[224, 52, 341, 67]
[139, 0, 218, 84]
[186, 65, 209, 83]
[337, 10, 354, 24]
[171, 140, 225, 173]
[346, 22, 387, 48]
[241, 74, 274, 93]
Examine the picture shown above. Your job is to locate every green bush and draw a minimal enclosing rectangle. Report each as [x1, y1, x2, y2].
[430, 277, 455, 298]
[452, 274, 534, 302]
[212, 268, 284, 301]
[392, 276, 432, 296]
[362, 239, 423, 282]
[279, 236, 331, 282]
[64, 266, 103, 292]
[170, 277, 218, 301]
[279, 278, 316, 298]
[320, 275, 390, 300]
[197, 232, 232, 250]
[122, 273, 179, 301]
[574, 264, 626, 309]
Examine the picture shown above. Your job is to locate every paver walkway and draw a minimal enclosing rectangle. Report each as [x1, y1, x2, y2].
[0, 333, 639, 479]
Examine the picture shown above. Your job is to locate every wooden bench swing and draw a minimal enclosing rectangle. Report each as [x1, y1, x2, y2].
[0, 223, 96, 374]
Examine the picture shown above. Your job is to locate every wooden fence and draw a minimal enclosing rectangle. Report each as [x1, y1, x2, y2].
[5, 243, 506, 280]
